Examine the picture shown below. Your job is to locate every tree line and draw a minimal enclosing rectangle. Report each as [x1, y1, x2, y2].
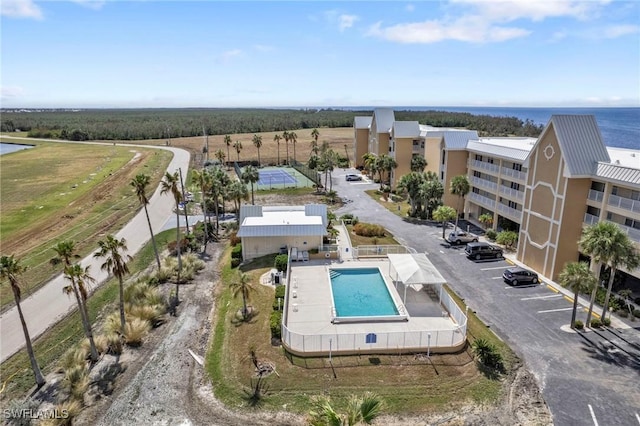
[0, 108, 543, 141]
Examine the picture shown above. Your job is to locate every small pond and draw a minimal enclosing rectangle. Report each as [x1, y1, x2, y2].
[0, 142, 35, 155]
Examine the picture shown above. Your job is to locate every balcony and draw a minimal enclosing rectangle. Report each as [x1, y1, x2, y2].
[607, 194, 640, 214]
[471, 176, 498, 192]
[497, 203, 522, 221]
[588, 189, 604, 203]
[470, 160, 500, 175]
[499, 185, 525, 201]
[500, 166, 526, 181]
[583, 213, 600, 226]
[468, 192, 496, 209]
[618, 223, 640, 243]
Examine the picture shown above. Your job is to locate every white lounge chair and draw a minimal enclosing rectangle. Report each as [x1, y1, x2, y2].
[302, 251, 309, 262]
[297, 250, 304, 262]
[291, 247, 298, 261]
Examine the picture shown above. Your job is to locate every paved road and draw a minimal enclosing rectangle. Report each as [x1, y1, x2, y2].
[334, 170, 640, 426]
[0, 139, 190, 362]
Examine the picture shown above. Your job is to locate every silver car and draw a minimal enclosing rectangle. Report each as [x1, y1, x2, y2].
[447, 230, 478, 245]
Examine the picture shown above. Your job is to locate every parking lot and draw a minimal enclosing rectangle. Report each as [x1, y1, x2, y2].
[335, 169, 640, 426]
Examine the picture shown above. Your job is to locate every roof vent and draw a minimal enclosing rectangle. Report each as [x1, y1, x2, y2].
[615, 160, 620, 165]
[631, 153, 636, 157]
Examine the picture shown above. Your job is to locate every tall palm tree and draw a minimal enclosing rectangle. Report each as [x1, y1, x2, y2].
[433, 205, 457, 239]
[228, 180, 249, 223]
[210, 165, 229, 234]
[410, 155, 427, 172]
[51, 240, 99, 362]
[311, 128, 320, 144]
[233, 140, 242, 162]
[95, 235, 131, 334]
[308, 392, 383, 426]
[273, 134, 282, 165]
[362, 153, 376, 177]
[282, 131, 290, 164]
[558, 262, 597, 328]
[64, 263, 99, 361]
[223, 135, 232, 170]
[252, 134, 263, 167]
[420, 172, 444, 219]
[397, 172, 423, 217]
[192, 169, 212, 249]
[161, 171, 183, 300]
[242, 165, 260, 205]
[230, 271, 256, 320]
[0, 255, 46, 387]
[449, 174, 470, 231]
[378, 154, 397, 190]
[130, 174, 161, 269]
[289, 131, 298, 163]
[598, 229, 639, 320]
[215, 148, 226, 167]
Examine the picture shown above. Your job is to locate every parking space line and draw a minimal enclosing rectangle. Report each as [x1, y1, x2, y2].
[588, 404, 599, 426]
[481, 266, 509, 271]
[563, 295, 573, 303]
[491, 276, 503, 280]
[635, 412, 639, 424]
[538, 307, 573, 313]
[505, 259, 514, 265]
[521, 294, 563, 301]
[547, 285, 559, 293]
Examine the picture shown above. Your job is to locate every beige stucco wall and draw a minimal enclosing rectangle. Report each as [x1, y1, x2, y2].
[393, 137, 414, 187]
[443, 150, 469, 211]
[354, 128, 370, 168]
[241, 236, 322, 261]
[378, 133, 390, 156]
[424, 137, 442, 175]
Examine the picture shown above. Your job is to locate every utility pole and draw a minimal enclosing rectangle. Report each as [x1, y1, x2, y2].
[179, 167, 190, 234]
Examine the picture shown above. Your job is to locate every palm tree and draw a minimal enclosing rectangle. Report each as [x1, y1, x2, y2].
[95, 235, 131, 334]
[0, 255, 46, 387]
[397, 172, 423, 217]
[130, 174, 161, 269]
[433, 205, 457, 239]
[210, 165, 229, 234]
[63, 263, 99, 361]
[233, 140, 242, 162]
[410, 155, 427, 172]
[273, 134, 282, 165]
[378, 154, 397, 190]
[598, 228, 639, 320]
[230, 271, 256, 320]
[51, 240, 99, 362]
[289, 131, 298, 163]
[311, 128, 320, 144]
[282, 131, 290, 164]
[449, 175, 470, 231]
[161, 171, 183, 300]
[93, 235, 131, 335]
[362, 153, 376, 177]
[558, 261, 597, 328]
[479, 213, 494, 230]
[252, 134, 263, 167]
[241, 165, 260, 205]
[420, 172, 444, 219]
[192, 169, 212, 249]
[214, 149, 226, 167]
[308, 392, 383, 426]
[223, 135, 232, 170]
[228, 180, 249, 223]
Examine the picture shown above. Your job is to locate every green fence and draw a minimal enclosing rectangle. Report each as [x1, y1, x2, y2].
[290, 159, 321, 186]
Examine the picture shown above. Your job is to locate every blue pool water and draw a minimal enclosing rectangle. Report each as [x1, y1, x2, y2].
[330, 268, 399, 317]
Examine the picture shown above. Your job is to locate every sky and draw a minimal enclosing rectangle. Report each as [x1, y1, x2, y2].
[1, 0, 639, 108]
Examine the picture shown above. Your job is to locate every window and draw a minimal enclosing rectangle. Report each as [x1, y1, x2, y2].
[625, 218, 640, 230]
[510, 182, 520, 191]
[513, 164, 522, 171]
[473, 187, 480, 194]
[365, 333, 377, 344]
[475, 154, 483, 161]
[473, 171, 481, 178]
[590, 181, 605, 192]
[441, 171, 444, 180]
[586, 206, 600, 216]
[632, 190, 640, 201]
[508, 200, 518, 209]
[612, 186, 618, 196]
[487, 158, 494, 164]
[442, 151, 446, 164]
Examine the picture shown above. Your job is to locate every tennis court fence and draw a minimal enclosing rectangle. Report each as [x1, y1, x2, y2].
[290, 159, 321, 186]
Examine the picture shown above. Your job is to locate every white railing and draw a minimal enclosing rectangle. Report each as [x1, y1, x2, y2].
[617, 222, 640, 243]
[588, 189, 605, 203]
[471, 176, 498, 192]
[584, 213, 600, 226]
[468, 192, 496, 209]
[471, 160, 500, 174]
[497, 203, 522, 220]
[608, 194, 640, 214]
[500, 166, 526, 181]
[499, 185, 524, 201]
[354, 245, 411, 258]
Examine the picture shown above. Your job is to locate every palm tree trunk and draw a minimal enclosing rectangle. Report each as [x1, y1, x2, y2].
[293, 144, 297, 163]
[571, 291, 579, 328]
[179, 169, 190, 234]
[277, 143, 280, 165]
[242, 289, 248, 318]
[81, 297, 99, 362]
[285, 142, 289, 165]
[118, 276, 126, 334]
[442, 222, 447, 239]
[258, 149, 261, 167]
[175, 209, 181, 302]
[454, 198, 462, 231]
[214, 192, 220, 235]
[71, 283, 98, 361]
[144, 203, 161, 269]
[226, 147, 230, 170]
[251, 183, 255, 205]
[600, 266, 617, 320]
[14, 288, 45, 387]
[585, 261, 602, 327]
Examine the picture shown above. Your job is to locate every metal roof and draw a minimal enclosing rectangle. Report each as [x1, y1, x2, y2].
[237, 224, 326, 238]
[237, 205, 328, 237]
[466, 140, 530, 162]
[543, 115, 610, 177]
[595, 162, 640, 185]
[392, 121, 421, 138]
[354, 116, 372, 129]
[373, 108, 395, 133]
[428, 130, 479, 149]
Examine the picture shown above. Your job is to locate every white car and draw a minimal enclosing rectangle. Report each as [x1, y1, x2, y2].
[345, 174, 363, 181]
[447, 230, 478, 245]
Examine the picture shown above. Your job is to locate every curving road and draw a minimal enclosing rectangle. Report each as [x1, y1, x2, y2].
[0, 138, 190, 362]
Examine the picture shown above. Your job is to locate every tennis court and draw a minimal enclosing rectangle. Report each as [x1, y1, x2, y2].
[236, 165, 317, 190]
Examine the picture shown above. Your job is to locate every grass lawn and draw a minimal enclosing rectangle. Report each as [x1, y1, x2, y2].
[365, 189, 412, 218]
[0, 229, 176, 401]
[206, 247, 516, 417]
[345, 223, 399, 247]
[0, 140, 171, 309]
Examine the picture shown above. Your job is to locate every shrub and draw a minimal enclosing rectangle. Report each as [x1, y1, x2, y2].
[104, 333, 123, 355]
[60, 347, 88, 372]
[617, 309, 629, 318]
[574, 320, 584, 330]
[633, 309, 640, 318]
[103, 312, 123, 335]
[231, 258, 241, 268]
[275, 284, 286, 299]
[270, 311, 282, 339]
[62, 365, 89, 403]
[229, 231, 241, 246]
[124, 318, 151, 346]
[496, 230, 518, 250]
[471, 338, 504, 371]
[231, 244, 243, 260]
[601, 317, 611, 327]
[40, 400, 82, 426]
[167, 237, 190, 256]
[485, 229, 498, 241]
[590, 318, 602, 328]
[353, 222, 385, 238]
[274, 254, 288, 273]
[635, 297, 640, 305]
[127, 304, 166, 327]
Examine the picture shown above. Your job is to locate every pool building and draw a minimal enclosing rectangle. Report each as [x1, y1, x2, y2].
[281, 254, 467, 357]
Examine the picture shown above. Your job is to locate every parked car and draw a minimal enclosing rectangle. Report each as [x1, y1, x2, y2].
[447, 230, 478, 245]
[503, 267, 539, 285]
[345, 174, 363, 181]
[465, 242, 503, 260]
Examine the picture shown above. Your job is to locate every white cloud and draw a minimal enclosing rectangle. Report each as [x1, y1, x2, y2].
[1, 0, 43, 20]
[218, 49, 243, 64]
[338, 14, 359, 31]
[602, 24, 639, 38]
[1, 86, 25, 99]
[405, 4, 415, 13]
[253, 44, 274, 52]
[451, 0, 610, 22]
[70, 0, 106, 10]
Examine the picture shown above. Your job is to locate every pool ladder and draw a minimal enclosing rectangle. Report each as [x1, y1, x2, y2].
[329, 270, 341, 280]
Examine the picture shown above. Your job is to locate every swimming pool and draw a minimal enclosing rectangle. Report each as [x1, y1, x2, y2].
[329, 267, 408, 323]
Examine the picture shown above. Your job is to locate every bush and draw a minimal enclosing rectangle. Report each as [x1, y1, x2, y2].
[574, 320, 584, 330]
[590, 318, 602, 328]
[167, 237, 190, 256]
[231, 258, 241, 268]
[471, 338, 504, 371]
[485, 229, 498, 241]
[274, 254, 288, 272]
[231, 244, 243, 260]
[275, 285, 286, 299]
[270, 310, 282, 339]
[617, 309, 629, 318]
[496, 230, 518, 250]
[353, 222, 385, 238]
[230, 231, 241, 246]
[104, 332, 123, 355]
[601, 317, 611, 326]
[62, 365, 89, 403]
[633, 309, 640, 318]
[124, 318, 151, 346]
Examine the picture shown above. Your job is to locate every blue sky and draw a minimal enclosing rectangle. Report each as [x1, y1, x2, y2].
[1, 0, 639, 108]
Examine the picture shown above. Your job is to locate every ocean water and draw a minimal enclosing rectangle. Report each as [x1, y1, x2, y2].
[349, 106, 640, 150]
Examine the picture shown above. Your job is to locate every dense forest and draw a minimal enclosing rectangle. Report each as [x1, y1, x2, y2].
[0, 108, 543, 141]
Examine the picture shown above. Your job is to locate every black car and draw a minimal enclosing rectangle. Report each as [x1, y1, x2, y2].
[503, 267, 539, 285]
[464, 242, 503, 260]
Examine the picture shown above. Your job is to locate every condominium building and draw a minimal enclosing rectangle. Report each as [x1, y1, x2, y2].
[353, 109, 640, 282]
